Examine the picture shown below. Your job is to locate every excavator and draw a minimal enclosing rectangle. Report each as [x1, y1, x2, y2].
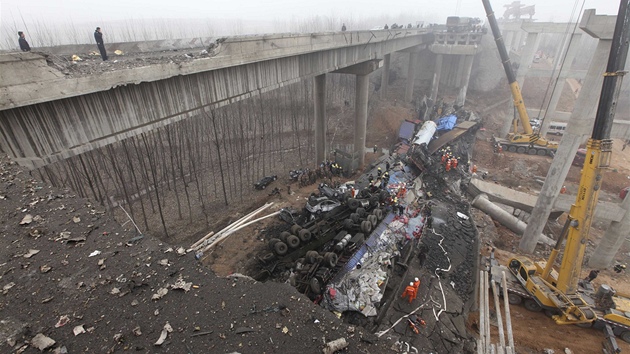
[482, 0, 558, 156]
[484, 0, 630, 342]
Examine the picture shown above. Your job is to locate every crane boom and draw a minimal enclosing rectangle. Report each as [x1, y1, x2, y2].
[556, 0, 629, 295]
[481, 0, 533, 135]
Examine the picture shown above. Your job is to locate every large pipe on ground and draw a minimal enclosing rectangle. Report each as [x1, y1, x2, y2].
[472, 194, 553, 246]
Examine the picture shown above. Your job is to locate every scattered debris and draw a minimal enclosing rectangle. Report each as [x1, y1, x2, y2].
[55, 315, 70, 328]
[2, 282, 15, 294]
[323, 338, 348, 354]
[72, 216, 81, 223]
[73, 325, 86, 336]
[19, 214, 33, 225]
[88, 250, 101, 257]
[132, 326, 142, 336]
[170, 278, 192, 292]
[31, 333, 55, 351]
[23, 249, 40, 258]
[39, 265, 52, 273]
[152, 288, 168, 300]
[154, 322, 173, 346]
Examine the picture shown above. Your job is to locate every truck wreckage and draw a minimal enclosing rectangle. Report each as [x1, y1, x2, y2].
[251, 109, 483, 352]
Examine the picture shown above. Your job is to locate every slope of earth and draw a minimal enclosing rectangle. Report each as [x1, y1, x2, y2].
[0, 155, 392, 353]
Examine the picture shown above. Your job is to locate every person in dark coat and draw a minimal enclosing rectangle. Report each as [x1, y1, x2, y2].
[18, 31, 31, 52]
[94, 27, 108, 61]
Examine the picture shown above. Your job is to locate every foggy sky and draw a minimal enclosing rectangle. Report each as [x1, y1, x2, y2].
[0, 0, 623, 25]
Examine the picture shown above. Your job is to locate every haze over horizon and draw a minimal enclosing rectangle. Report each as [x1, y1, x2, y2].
[0, 0, 622, 49]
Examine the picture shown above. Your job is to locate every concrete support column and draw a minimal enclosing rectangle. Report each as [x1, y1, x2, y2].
[513, 31, 523, 52]
[455, 55, 466, 87]
[456, 55, 474, 107]
[430, 54, 444, 105]
[380, 54, 391, 98]
[354, 74, 369, 169]
[504, 31, 514, 52]
[520, 39, 612, 253]
[540, 33, 582, 135]
[405, 52, 418, 102]
[517, 32, 541, 87]
[589, 195, 630, 268]
[314, 74, 327, 164]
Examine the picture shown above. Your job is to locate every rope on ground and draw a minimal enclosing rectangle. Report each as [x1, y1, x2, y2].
[431, 228, 451, 321]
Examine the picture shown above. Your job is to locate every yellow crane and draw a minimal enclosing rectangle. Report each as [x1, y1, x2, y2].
[482, 0, 558, 156]
[485, 0, 630, 341]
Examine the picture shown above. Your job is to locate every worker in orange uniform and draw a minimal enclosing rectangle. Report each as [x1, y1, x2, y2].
[560, 185, 567, 194]
[445, 159, 451, 172]
[472, 164, 478, 173]
[413, 277, 420, 291]
[451, 158, 458, 169]
[401, 282, 417, 303]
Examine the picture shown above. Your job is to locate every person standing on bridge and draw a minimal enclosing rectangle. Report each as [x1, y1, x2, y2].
[18, 32, 31, 52]
[94, 27, 108, 61]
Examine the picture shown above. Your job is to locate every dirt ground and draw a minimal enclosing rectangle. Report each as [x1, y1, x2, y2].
[0, 154, 394, 353]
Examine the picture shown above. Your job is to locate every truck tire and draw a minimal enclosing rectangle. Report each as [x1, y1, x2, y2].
[370, 195, 379, 207]
[516, 146, 526, 154]
[620, 331, 630, 343]
[357, 207, 367, 217]
[374, 208, 384, 221]
[523, 299, 542, 312]
[507, 293, 522, 305]
[286, 235, 300, 249]
[280, 231, 291, 242]
[350, 213, 360, 223]
[347, 198, 361, 210]
[274, 241, 288, 256]
[507, 145, 517, 152]
[368, 214, 378, 228]
[379, 190, 389, 202]
[343, 218, 354, 229]
[298, 229, 312, 242]
[306, 251, 319, 264]
[537, 149, 547, 156]
[323, 252, 338, 268]
[268, 238, 281, 251]
[361, 220, 372, 233]
[527, 148, 537, 155]
[291, 225, 302, 235]
[261, 252, 275, 262]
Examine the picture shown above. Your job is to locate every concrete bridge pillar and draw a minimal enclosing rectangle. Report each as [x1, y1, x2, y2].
[380, 54, 391, 98]
[456, 55, 474, 107]
[355, 73, 369, 169]
[334, 60, 381, 170]
[516, 32, 541, 87]
[504, 31, 514, 52]
[539, 33, 581, 136]
[589, 194, 630, 269]
[314, 74, 327, 164]
[430, 54, 444, 108]
[520, 18, 614, 253]
[405, 52, 419, 102]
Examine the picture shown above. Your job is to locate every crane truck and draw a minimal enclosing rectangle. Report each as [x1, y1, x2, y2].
[482, 0, 558, 156]
[486, 0, 630, 343]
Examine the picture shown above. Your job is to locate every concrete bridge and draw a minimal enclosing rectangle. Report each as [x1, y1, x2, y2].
[0, 29, 444, 169]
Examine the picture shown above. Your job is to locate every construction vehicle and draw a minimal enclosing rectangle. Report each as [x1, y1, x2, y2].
[487, 0, 630, 342]
[482, 0, 558, 156]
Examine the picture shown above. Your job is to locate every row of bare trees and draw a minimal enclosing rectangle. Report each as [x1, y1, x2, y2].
[33, 74, 359, 241]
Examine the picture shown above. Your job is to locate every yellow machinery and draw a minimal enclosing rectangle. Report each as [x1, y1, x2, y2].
[484, 0, 630, 335]
[482, 0, 558, 156]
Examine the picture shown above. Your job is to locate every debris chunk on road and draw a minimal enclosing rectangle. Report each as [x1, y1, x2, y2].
[152, 288, 168, 300]
[73, 325, 86, 336]
[24, 249, 40, 258]
[19, 214, 33, 225]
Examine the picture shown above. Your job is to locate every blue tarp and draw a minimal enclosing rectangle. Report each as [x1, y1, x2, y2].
[398, 121, 416, 142]
[436, 115, 457, 131]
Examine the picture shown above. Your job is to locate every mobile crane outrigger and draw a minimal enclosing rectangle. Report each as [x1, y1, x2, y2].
[485, 0, 630, 341]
